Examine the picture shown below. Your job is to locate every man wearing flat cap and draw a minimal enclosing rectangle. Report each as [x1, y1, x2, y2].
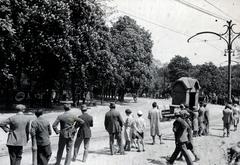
[104, 102, 124, 155]
[0, 104, 30, 165]
[52, 104, 85, 165]
[72, 104, 93, 162]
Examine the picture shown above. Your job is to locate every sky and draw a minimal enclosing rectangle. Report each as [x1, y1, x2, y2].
[105, 0, 240, 66]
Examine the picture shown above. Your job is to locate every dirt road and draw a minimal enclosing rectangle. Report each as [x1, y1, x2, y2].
[0, 98, 238, 165]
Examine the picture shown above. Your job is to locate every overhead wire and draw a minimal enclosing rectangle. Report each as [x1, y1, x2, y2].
[117, 9, 223, 52]
[203, 0, 240, 25]
[172, 0, 228, 21]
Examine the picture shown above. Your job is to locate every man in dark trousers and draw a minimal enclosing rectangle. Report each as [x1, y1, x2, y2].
[72, 104, 93, 162]
[0, 104, 30, 165]
[222, 104, 233, 137]
[167, 111, 193, 165]
[52, 104, 84, 165]
[104, 102, 124, 155]
[31, 109, 52, 165]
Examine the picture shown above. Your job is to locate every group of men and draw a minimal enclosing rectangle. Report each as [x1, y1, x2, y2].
[0, 103, 93, 165]
[222, 103, 240, 137]
[3, 100, 239, 165]
[104, 101, 163, 155]
[166, 104, 206, 165]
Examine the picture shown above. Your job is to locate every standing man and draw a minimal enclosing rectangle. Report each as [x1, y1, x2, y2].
[72, 104, 93, 162]
[222, 104, 233, 137]
[31, 109, 52, 165]
[232, 104, 239, 131]
[104, 102, 124, 155]
[148, 102, 163, 145]
[192, 106, 199, 137]
[203, 103, 210, 135]
[52, 104, 84, 165]
[198, 103, 205, 136]
[167, 112, 193, 165]
[0, 104, 30, 165]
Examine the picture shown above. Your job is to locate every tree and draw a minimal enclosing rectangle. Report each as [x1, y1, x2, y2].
[110, 16, 153, 101]
[167, 55, 192, 83]
[192, 62, 226, 96]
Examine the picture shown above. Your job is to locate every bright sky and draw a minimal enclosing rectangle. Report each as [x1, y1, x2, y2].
[106, 0, 240, 66]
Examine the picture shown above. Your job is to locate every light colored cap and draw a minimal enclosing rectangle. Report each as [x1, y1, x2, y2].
[137, 110, 143, 115]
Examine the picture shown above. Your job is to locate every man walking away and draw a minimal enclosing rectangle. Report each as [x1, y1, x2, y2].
[31, 109, 52, 165]
[167, 111, 193, 165]
[148, 102, 163, 145]
[72, 104, 93, 162]
[0, 104, 30, 165]
[222, 104, 233, 137]
[52, 104, 84, 165]
[104, 102, 124, 155]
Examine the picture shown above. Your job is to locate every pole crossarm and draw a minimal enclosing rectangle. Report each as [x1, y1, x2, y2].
[231, 33, 240, 45]
[187, 31, 228, 44]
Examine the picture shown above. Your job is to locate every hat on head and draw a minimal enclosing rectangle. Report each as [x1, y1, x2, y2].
[137, 110, 143, 116]
[64, 103, 71, 111]
[16, 104, 26, 111]
[180, 104, 185, 109]
[109, 102, 116, 109]
[125, 109, 132, 114]
[179, 110, 190, 118]
[81, 104, 88, 111]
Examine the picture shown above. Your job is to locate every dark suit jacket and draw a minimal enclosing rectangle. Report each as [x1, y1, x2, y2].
[223, 108, 233, 124]
[76, 113, 93, 138]
[52, 111, 84, 138]
[104, 109, 123, 134]
[0, 112, 30, 146]
[173, 117, 188, 144]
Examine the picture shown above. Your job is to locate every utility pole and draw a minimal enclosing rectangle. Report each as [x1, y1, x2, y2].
[188, 20, 240, 103]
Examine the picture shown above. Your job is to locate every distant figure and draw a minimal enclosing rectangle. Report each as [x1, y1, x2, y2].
[52, 104, 84, 165]
[104, 102, 124, 155]
[232, 104, 239, 131]
[31, 109, 52, 165]
[133, 94, 137, 103]
[192, 106, 199, 137]
[148, 102, 163, 145]
[166, 111, 193, 165]
[72, 104, 93, 162]
[134, 111, 146, 152]
[222, 104, 233, 137]
[198, 103, 205, 136]
[124, 109, 134, 151]
[203, 103, 210, 135]
[0, 104, 30, 165]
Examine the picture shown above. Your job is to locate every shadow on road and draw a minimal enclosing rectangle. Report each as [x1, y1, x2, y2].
[88, 147, 112, 156]
[147, 158, 166, 165]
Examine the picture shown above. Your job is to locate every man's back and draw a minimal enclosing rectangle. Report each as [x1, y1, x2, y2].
[223, 108, 233, 124]
[1, 113, 30, 146]
[77, 113, 93, 138]
[104, 109, 123, 133]
[31, 116, 51, 146]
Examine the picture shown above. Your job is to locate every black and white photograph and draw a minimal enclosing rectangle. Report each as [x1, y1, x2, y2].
[1, 0, 240, 164]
